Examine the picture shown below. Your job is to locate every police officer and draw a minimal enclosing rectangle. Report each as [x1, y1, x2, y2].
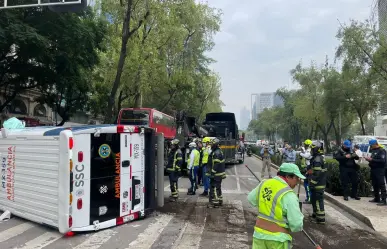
[365, 139, 387, 206]
[334, 140, 360, 201]
[207, 137, 226, 207]
[299, 139, 312, 203]
[187, 142, 200, 195]
[308, 140, 326, 224]
[166, 139, 183, 202]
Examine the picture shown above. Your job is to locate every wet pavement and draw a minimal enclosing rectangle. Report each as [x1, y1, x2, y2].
[1, 156, 387, 248]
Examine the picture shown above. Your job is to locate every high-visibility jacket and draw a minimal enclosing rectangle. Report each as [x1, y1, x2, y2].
[187, 149, 200, 167]
[256, 178, 293, 230]
[202, 146, 209, 164]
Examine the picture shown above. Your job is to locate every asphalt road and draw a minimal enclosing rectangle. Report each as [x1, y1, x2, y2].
[1, 156, 387, 249]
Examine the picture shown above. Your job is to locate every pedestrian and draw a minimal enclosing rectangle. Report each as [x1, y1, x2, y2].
[187, 142, 200, 195]
[260, 144, 274, 178]
[300, 139, 313, 203]
[333, 140, 361, 201]
[247, 163, 305, 249]
[207, 137, 226, 207]
[283, 145, 296, 163]
[166, 139, 183, 202]
[308, 140, 327, 224]
[364, 139, 387, 206]
[200, 137, 211, 196]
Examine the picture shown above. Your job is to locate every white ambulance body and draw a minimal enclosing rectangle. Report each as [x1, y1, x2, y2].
[0, 124, 147, 234]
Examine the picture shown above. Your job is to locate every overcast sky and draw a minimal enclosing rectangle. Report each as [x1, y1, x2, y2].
[206, 0, 374, 126]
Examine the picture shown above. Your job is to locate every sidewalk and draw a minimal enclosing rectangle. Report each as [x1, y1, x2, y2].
[252, 154, 387, 238]
[325, 194, 387, 238]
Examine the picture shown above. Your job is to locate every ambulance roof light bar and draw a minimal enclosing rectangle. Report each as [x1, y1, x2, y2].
[0, 0, 86, 11]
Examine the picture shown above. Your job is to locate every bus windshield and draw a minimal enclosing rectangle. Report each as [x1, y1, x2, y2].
[119, 109, 150, 126]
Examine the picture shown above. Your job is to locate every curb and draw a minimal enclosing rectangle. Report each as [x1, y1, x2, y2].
[252, 153, 375, 231]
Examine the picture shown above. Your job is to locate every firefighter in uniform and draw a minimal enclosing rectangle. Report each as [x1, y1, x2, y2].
[200, 137, 211, 196]
[207, 137, 226, 207]
[299, 139, 312, 203]
[247, 163, 305, 249]
[166, 139, 183, 202]
[308, 140, 327, 224]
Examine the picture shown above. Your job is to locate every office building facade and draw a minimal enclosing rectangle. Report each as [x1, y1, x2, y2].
[251, 92, 284, 120]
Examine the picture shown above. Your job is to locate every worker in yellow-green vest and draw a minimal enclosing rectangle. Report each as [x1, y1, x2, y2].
[187, 141, 200, 195]
[200, 137, 212, 196]
[247, 163, 305, 249]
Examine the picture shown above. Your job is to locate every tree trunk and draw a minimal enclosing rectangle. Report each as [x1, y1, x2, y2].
[359, 114, 366, 135]
[104, 0, 149, 123]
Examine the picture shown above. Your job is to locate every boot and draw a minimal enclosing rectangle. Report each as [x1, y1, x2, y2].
[311, 219, 326, 225]
[207, 201, 220, 208]
[351, 196, 361, 200]
[169, 196, 177, 202]
[200, 191, 208, 196]
[369, 198, 381, 203]
[377, 200, 387, 206]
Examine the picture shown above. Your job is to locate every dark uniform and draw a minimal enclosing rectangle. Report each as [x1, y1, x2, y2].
[166, 140, 183, 201]
[334, 146, 360, 200]
[368, 144, 387, 205]
[308, 141, 327, 224]
[207, 138, 226, 207]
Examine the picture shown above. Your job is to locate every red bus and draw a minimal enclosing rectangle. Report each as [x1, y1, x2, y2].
[117, 108, 176, 140]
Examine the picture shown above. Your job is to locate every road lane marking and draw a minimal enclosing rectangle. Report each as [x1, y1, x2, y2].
[0, 222, 35, 243]
[125, 214, 174, 249]
[73, 229, 117, 249]
[17, 231, 62, 249]
[234, 165, 241, 192]
[164, 188, 245, 194]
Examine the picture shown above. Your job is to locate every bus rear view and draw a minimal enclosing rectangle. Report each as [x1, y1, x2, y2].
[203, 112, 240, 164]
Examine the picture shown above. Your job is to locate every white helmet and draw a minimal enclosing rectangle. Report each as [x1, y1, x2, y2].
[189, 142, 197, 148]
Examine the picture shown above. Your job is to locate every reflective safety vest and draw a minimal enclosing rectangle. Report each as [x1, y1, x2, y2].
[256, 178, 293, 230]
[202, 147, 209, 164]
[187, 149, 200, 166]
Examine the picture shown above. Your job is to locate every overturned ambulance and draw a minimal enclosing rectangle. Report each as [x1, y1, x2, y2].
[0, 124, 162, 234]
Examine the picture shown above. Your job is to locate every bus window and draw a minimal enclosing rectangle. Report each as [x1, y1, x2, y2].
[120, 109, 150, 126]
[153, 111, 163, 124]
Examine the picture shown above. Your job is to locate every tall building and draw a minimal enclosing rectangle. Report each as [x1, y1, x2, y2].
[240, 107, 250, 130]
[374, 1, 387, 135]
[252, 92, 284, 120]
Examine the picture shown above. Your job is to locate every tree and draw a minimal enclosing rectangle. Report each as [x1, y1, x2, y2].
[95, 0, 222, 121]
[0, 8, 107, 125]
[104, 0, 150, 123]
[336, 20, 380, 134]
